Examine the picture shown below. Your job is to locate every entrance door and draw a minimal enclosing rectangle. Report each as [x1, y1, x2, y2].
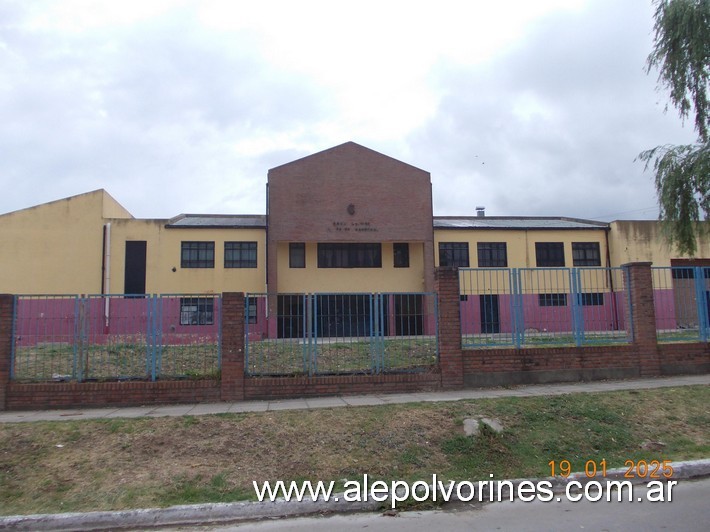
[480, 294, 500, 334]
[124, 241, 147, 296]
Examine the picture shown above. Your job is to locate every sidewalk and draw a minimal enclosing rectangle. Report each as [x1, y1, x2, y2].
[2, 374, 708, 423]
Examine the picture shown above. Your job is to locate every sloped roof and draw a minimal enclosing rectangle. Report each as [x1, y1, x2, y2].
[268, 141, 428, 174]
[166, 214, 266, 228]
[434, 216, 609, 230]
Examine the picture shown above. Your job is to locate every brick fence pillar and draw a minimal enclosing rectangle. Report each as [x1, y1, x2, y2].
[435, 268, 464, 387]
[0, 295, 14, 411]
[221, 292, 245, 401]
[623, 262, 660, 376]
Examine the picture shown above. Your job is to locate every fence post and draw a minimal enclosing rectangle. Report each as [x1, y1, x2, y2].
[0, 295, 14, 411]
[570, 269, 583, 347]
[221, 292, 245, 402]
[435, 268, 464, 388]
[694, 267, 709, 342]
[623, 262, 660, 376]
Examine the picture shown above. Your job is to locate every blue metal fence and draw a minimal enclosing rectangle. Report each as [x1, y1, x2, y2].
[12, 294, 221, 382]
[652, 267, 710, 343]
[245, 292, 438, 376]
[460, 267, 631, 348]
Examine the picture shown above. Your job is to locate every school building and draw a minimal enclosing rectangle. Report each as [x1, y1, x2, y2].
[1, 142, 708, 338]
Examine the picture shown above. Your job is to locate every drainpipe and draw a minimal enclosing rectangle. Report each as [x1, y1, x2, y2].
[604, 226, 619, 330]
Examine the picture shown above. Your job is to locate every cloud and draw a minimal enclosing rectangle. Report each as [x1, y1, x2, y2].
[409, 0, 697, 220]
[0, 0, 700, 223]
[0, 2, 328, 217]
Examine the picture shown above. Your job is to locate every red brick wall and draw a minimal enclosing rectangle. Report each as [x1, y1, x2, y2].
[463, 345, 638, 373]
[624, 262, 661, 376]
[435, 268, 464, 387]
[0, 294, 13, 411]
[658, 342, 710, 374]
[6, 380, 221, 410]
[221, 292, 245, 401]
[267, 142, 435, 294]
[245, 373, 440, 400]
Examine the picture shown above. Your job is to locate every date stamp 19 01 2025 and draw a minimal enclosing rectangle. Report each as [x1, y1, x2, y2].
[548, 459, 674, 479]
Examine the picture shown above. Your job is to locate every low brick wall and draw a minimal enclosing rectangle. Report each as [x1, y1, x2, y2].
[5, 380, 221, 411]
[658, 342, 710, 375]
[1, 264, 708, 411]
[244, 372, 441, 400]
[462, 345, 640, 387]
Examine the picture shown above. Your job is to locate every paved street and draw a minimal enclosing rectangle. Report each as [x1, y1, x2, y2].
[188, 478, 710, 532]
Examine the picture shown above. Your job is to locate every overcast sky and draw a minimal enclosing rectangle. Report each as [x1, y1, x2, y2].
[0, 0, 698, 221]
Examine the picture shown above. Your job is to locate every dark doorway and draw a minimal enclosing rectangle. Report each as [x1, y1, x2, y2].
[480, 294, 500, 334]
[124, 241, 147, 296]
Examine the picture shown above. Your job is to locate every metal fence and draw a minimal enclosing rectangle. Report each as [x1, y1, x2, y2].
[460, 268, 630, 348]
[12, 294, 221, 382]
[652, 267, 710, 343]
[245, 292, 438, 376]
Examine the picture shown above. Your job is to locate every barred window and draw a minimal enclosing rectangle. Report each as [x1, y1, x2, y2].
[225, 241, 257, 268]
[477, 242, 508, 267]
[572, 242, 601, 266]
[245, 298, 257, 324]
[181, 242, 214, 268]
[538, 293, 567, 307]
[289, 243, 306, 268]
[317, 243, 382, 268]
[180, 297, 214, 325]
[439, 242, 469, 268]
[393, 243, 410, 268]
[578, 293, 604, 306]
[535, 242, 565, 267]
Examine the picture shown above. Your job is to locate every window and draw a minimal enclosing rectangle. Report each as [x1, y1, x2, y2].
[317, 243, 382, 268]
[180, 297, 214, 325]
[181, 242, 214, 268]
[572, 242, 601, 266]
[289, 243, 305, 268]
[578, 293, 604, 306]
[439, 242, 469, 268]
[671, 267, 695, 279]
[477, 242, 508, 267]
[225, 242, 257, 268]
[393, 243, 409, 268]
[245, 298, 257, 324]
[535, 242, 565, 267]
[538, 293, 567, 307]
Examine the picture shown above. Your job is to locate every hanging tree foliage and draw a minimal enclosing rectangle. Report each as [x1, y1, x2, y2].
[638, 0, 710, 255]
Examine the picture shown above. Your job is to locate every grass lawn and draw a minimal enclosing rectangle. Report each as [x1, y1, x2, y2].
[12, 342, 220, 382]
[1, 385, 708, 516]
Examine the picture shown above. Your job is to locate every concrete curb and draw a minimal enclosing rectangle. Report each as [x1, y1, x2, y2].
[2, 459, 709, 531]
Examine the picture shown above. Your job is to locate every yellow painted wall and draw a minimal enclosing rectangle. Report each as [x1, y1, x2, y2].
[6, 189, 709, 297]
[0, 190, 110, 294]
[608, 221, 710, 267]
[0, 189, 267, 295]
[434, 229, 608, 268]
[107, 220, 266, 295]
[435, 228, 610, 294]
[101, 190, 134, 220]
[275, 242, 427, 293]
